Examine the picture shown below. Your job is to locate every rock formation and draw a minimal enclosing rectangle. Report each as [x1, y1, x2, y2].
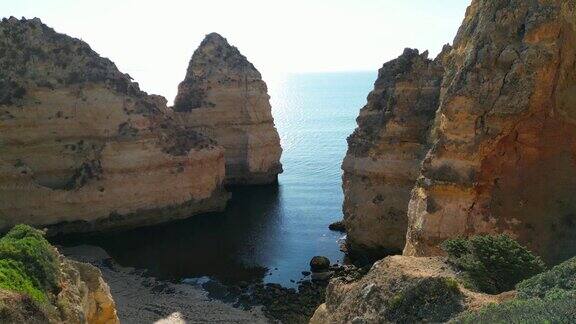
[342, 48, 447, 260]
[310, 255, 512, 324]
[173, 33, 283, 185]
[0, 17, 229, 234]
[404, 0, 576, 263]
[0, 225, 118, 323]
[1, 257, 118, 324]
[55, 257, 119, 323]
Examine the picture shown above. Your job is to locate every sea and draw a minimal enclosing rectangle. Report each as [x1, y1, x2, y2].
[59, 71, 377, 288]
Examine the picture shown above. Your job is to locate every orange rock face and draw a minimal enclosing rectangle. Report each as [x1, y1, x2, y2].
[405, 0, 576, 263]
[174, 33, 283, 185]
[0, 18, 228, 233]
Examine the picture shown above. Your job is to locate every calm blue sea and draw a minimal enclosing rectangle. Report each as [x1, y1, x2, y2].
[60, 71, 377, 287]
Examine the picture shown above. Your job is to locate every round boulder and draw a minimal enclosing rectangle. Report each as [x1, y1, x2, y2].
[310, 256, 331, 272]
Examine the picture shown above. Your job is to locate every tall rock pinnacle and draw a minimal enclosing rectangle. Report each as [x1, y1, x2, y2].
[173, 33, 283, 185]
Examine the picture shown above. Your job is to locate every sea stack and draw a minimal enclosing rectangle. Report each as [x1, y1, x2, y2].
[0, 17, 229, 234]
[341, 48, 447, 261]
[404, 0, 576, 263]
[173, 33, 283, 185]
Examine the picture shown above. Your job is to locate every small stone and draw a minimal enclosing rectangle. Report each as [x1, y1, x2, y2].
[302, 271, 311, 276]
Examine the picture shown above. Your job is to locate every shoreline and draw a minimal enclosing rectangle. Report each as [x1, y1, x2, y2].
[60, 245, 270, 324]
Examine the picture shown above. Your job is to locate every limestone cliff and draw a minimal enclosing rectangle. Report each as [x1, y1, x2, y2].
[173, 33, 283, 185]
[404, 0, 576, 263]
[0, 17, 229, 234]
[342, 48, 447, 260]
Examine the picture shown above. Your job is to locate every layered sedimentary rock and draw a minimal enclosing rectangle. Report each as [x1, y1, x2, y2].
[0, 17, 228, 234]
[174, 33, 282, 185]
[404, 0, 576, 263]
[310, 256, 511, 324]
[342, 48, 447, 260]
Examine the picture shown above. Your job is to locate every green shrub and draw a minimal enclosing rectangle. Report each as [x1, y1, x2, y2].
[386, 277, 464, 324]
[0, 225, 60, 302]
[442, 235, 545, 294]
[453, 257, 576, 323]
[516, 256, 576, 299]
[451, 292, 576, 324]
[0, 259, 46, 302]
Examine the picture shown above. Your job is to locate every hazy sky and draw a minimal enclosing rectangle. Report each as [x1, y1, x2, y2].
[3, 0, 471, 102]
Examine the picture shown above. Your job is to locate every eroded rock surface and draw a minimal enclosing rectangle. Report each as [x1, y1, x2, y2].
[310, 256, 511, 324]
[404, 0, 576, 263]
[174, 33, 283, 185]
[57, 256, 119, 324]
[342, 48, 447, 261]
[0, 17, 228, 234]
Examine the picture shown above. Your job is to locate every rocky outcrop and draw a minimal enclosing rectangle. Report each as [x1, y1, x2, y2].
[56, 256, 119, 324]
[342, 48, 447, 260]
[310, 256, 512, 324]
[0, 17, 229, 234]
[0, 258, 118, 324]
[173, 33, 282, 185]
[404, 0, 576, 263]
[0, 225, 118, 323]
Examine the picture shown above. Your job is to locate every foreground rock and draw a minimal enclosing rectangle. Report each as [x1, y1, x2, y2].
[310, 256, 512, 324]
[0, 225, 119, 323]
[62, 245, 270, 323]
[404, 0, 576, 263]
[0, 17, 228, 234]
[342, 48, 446, 261]
[174, 33, 283, 185]
[1, 258, 118, 324]
[1, 257, 118, 324]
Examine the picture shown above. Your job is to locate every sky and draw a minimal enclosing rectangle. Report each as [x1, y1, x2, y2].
[2, 0, 471, 102]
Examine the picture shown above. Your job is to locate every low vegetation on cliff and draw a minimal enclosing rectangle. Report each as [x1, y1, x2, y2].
[453, 256, 576, 323]
[0, 225, 59, 303]
[0, 224, 119, 323]
[516, 256, 576, 299]
[442, 235, 546, 294]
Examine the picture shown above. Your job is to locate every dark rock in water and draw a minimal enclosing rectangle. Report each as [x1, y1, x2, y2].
[302, 271, 311, 276]
[329, 220, 346, 232]
[310, 256, 331, 272]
